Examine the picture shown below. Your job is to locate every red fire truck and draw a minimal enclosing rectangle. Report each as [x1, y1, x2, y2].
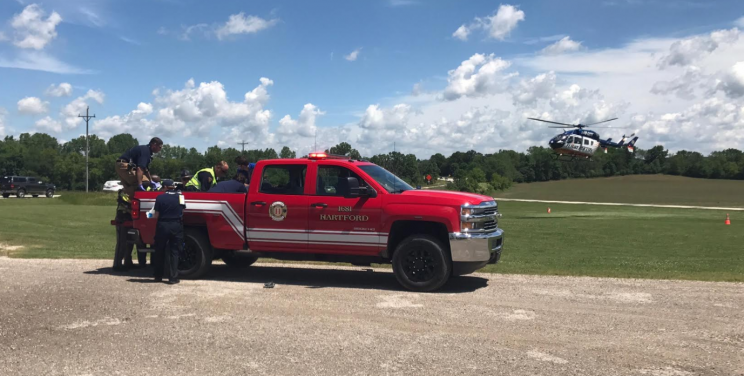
[118, 153, 504, 292]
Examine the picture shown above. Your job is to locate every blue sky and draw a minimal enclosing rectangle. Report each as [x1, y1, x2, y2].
[1, 0, 744, 157]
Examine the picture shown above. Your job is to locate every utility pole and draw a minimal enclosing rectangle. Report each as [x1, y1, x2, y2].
[78, 106, 95, 193]
[238, 140, 249, 154]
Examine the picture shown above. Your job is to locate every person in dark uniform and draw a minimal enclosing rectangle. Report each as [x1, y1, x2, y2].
[115, 137, 163, 199]
[152, 179, 186, 284]
[207, 175, 248, 193]
[176, 169, 192, 191]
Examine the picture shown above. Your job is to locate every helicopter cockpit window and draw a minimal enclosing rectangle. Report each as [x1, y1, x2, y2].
[567, 137, 573, 143]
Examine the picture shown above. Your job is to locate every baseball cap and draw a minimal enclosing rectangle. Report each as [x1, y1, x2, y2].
[162, 179, 176, 187]
[180, 169, 192, 178]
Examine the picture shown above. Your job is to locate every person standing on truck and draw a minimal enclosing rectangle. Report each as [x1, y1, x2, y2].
[184, 161, 229, 192]
[115, 137, 163, 202]
[152, 179, 186, 284]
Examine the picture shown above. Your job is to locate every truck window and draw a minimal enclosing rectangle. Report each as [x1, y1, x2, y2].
[15, 177, 27, 183]
[358, 165, 413, 194]
[28, 178, 37, 183]
[259, 165, 306, 195]
[316, 166, 367, 196]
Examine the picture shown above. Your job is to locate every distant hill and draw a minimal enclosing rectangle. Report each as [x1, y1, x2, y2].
[496, 175, 744, 207]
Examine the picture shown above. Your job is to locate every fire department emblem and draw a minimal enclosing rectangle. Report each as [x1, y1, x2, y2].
[269, 201, 287, 221]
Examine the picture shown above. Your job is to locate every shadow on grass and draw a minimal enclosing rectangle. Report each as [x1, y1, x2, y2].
[84, 263, 489, 293]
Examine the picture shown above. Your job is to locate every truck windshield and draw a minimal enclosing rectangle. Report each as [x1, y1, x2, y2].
[358, 165, 413, 193]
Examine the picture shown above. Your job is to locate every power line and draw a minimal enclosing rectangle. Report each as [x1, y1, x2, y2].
[238, 140, 249, 154]
[78, 106, 95, 193]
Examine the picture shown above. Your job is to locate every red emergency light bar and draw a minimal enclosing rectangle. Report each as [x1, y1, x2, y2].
[308, 152, 351, 160]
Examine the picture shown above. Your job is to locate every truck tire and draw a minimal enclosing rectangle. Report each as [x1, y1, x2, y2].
[391, 234, 452, 292]
[46, 189, 54, 198]
[179, 229, 213, 279]
[16, 189, 26, 198]
[222, 252, 258, 268]
[2, 194, 9, 198]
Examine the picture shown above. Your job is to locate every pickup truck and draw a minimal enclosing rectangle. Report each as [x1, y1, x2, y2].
[1, 176, 56, 198]
[122, 153, 504, 292]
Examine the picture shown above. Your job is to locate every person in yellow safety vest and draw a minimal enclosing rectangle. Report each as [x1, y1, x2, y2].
[184, 161, 229, 192]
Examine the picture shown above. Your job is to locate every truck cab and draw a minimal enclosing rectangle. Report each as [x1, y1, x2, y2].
[126, 153, 504, 292]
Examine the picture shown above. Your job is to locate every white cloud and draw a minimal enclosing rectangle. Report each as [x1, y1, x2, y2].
[651, 66, 705, 100]
[34, 116, 62, 133]
[93, 102, 153, 139]
[45, 82, 72, 97]
[441, 53, 513, 101]
[541, 36, 583, 55]
[344, 48, 362, 62]
[734, 16, 744, 28]
[452, 25, 470, 41]
[715, 61, 744, 98]
[658, 28, 739, 68]
[179, 23, 208, 41]
[0, 51, 93, 74]
[60, 89, 105, 131]
[153, 77, 274, 138]
[512, 71, 557, 105]
[79, 7, 104, 27]
[17, 96, 48, 114]
[454, 4, 525, 42]
[215, 13, 278, 40]
[276, 103, 325, 143]
[11, 4, 62, 50]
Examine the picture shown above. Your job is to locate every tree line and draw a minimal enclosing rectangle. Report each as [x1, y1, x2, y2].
[1, 132, 743, 193]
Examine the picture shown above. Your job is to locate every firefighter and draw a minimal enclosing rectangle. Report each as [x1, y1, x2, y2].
[115, 137, 163, 212]
[207, 173, 248, 193]
[177, 169, 192, 191]
[184, 161, 229, 192]
[152, 179, 186, 284]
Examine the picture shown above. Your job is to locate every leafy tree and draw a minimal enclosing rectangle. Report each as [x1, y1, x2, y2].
[280, 146, 297, 159]
[106, 133, 139, 155]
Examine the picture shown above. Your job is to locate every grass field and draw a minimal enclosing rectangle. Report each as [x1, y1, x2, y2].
[1, 181, 742, 282]
[498, 175, 744, 207]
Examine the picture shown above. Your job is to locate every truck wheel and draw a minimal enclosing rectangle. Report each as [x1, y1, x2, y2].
[46, 189, 54, 198]
[392, 234, 452, 292]
[2, 194, 9, 198]
[179, 229, 213, 279]
[16, 189, 26, 198]
[222, 252, 258, 268]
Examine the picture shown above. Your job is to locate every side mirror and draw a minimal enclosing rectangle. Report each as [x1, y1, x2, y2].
[346, 177, 377, 198]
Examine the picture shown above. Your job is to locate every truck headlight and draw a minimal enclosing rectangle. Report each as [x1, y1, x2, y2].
[461, 207, 473, 216]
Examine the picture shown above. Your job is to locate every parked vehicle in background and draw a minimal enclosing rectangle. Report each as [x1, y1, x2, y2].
[103, 180, 124, 192]
[1, 176, 56, 198]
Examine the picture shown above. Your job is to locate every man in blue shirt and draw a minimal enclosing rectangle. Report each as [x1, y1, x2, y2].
[208, 176, 248, 193]
[152, 179, 185, 284]
[115, 137, 163, 200]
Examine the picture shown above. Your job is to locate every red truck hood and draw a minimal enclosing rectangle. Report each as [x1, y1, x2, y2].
[397, 189, 494, 206]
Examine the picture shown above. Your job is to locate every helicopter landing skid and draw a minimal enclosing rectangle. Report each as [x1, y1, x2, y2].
[552, 153, 592, 162]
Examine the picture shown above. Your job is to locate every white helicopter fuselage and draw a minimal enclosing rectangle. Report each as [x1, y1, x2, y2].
[549, 130, 601, 158]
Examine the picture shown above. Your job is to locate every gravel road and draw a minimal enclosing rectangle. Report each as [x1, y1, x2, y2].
[0, 257, 741, 376]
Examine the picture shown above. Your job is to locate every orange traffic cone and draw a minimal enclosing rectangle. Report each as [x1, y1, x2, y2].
[547, 207, 551, 214]
[725, 213, 731, 225]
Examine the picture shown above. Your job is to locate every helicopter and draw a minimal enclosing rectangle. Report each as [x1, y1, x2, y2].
[527, 117, 639, 161]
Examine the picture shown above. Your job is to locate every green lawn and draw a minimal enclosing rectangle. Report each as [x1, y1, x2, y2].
[497, 175, 744, 207]
[1, 188, 742, 282]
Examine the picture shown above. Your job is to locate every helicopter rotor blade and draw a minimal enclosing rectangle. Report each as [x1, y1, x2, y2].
[527, 118, 577, 127]
[584, 118, 618, 126]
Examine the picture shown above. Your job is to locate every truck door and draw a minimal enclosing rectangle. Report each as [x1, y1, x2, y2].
[307, 164, 383, 255]
[246, 163, 309, 252]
